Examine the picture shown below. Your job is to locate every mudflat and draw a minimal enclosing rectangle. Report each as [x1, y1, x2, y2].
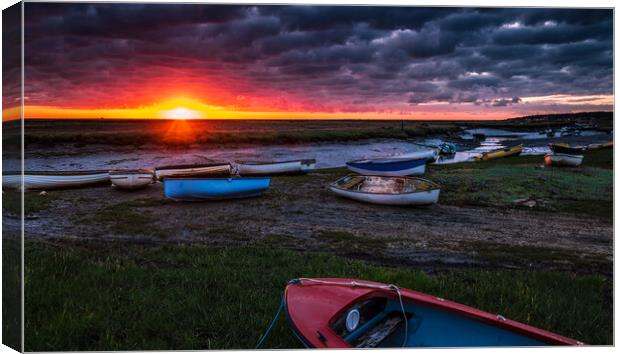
[10, 149, 612, 274]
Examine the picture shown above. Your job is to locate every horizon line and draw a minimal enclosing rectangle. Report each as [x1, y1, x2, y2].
[2, 110, 613, 123]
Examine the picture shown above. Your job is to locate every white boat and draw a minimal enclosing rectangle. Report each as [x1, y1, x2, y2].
[329, 175, 440, 206]
[236, 159, 316, 176]
[544, 153, 583, 167]
[109, 169, 154, 190]
[2, 170, 110, 190]
[154, 163, 232, 180]
[392, 149, 438, 162]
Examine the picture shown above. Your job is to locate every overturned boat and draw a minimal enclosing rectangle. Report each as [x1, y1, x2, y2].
[154, 163, 231, 180]
[284, 278, 582, 348]
[329, 175, 440, 206]
[236, 159, 316, 176]
[474, 144, 522, 161]
[109, 169, 154, 190]
[548, 143, 584, 155]
[346, 157, 427, 176]
[2, 170, 110, 190]
[544, 153, 583, 167]
[163, 177, 270, 201]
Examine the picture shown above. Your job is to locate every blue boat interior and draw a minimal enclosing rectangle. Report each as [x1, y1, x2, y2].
[330, 297, 547, 348]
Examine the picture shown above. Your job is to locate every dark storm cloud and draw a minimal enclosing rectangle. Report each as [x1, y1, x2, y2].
[3, 3, 22, 109]
[21, 4, 613, 110]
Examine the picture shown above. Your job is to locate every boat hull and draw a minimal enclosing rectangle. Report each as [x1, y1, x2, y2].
[346, 158, 426, 176]
[163, 177, 270, 201]
[548, 144, 584, 155]
[587, 141, 613, 150]
[3, 171, 110, 190]
[475, 144, 522, 161]
[285, 278, 582, 348]
[329, 184, 439, 206]
[329, 175, 440, 206]
[236, 159, 315, 176]
[110, 170, 154, 190]
[154, 163, 231, 180]
[544, 153, 583, 167]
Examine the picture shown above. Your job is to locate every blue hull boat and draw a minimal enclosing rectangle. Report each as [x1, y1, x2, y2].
[346, 158, 426, 176]
[163, 177, 270, 201]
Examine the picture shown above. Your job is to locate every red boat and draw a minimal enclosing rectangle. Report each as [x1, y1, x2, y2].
[284, 278, 583, 348]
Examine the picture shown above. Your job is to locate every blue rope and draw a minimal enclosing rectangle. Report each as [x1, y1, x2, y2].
[255, 296, 285, 349]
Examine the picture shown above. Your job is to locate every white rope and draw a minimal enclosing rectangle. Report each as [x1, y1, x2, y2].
[297, 278, 409, 347]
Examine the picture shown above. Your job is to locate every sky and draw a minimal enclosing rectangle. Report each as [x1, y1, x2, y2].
[2, 3, 614, 120]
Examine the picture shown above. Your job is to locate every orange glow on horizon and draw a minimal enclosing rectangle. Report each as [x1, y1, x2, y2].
[4, 93, 613, 122]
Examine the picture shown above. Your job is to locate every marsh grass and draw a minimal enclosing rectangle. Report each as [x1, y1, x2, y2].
[25, 240, 611, 350]
[462, 241, 612, 274]
[91, 203, 168, 238]
[427, 150, 613, 221]
[315, 230, 390, 255]
[22, 124, 461, 148]
[2, 190, 61, 215]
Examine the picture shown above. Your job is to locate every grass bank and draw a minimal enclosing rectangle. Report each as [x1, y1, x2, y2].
[427, 149, 613, 221]
[25, 240, 611, 351]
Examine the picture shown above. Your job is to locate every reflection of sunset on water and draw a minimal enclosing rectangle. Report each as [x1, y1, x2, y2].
[161, 119, 200, 144]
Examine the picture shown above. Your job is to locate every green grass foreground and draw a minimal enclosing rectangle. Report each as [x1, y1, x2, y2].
[25, 240, 611, 351]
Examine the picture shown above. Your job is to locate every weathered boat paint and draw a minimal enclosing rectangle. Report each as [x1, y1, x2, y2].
[236, 159, 316, 176]
[154, 163, 232, 180]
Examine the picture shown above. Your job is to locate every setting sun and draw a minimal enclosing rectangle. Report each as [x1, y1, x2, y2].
[160, 107, 202, 119]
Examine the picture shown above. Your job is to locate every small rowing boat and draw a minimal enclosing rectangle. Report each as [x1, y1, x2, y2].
[329, 175, 440, 206]
[284, 278, 582, 348]
[474, 144, 522, 161]
[154, 163, 231, 180]
[544, 153, 583, 167]
[346, 157, 426, 176]
[587, 141, 613, 150]
[2, 170, 110, 190]
[109, 169, 154, 190]
[236, 159, 316, 176]
[163, 177, 270, 201]
[548, 143, 584, 155]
